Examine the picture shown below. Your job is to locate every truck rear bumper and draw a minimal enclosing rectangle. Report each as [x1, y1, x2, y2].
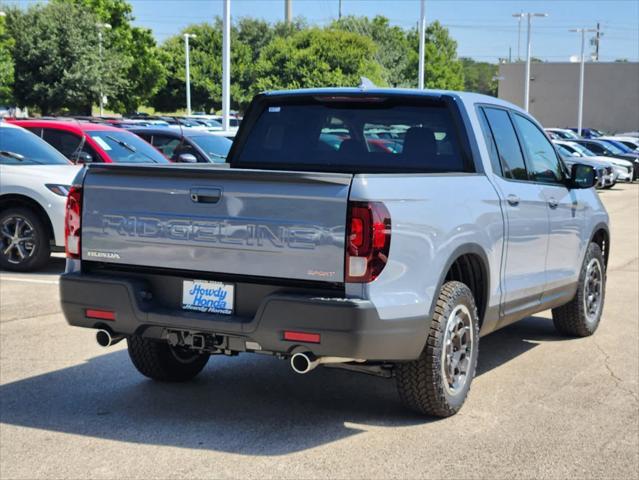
[60, 273, 428, 361]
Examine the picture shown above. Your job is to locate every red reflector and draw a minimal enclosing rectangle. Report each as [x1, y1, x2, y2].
[283, 331, 321, 344]
[85, 309, 116, 321]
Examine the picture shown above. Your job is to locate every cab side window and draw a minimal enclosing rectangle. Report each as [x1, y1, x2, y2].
[482, 107, 528, 181]
[512, 114, 565, 184]
[476, 108, 503, 176]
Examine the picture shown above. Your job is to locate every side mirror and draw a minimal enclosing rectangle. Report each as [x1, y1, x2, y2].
[75, 151, 93, 164]
[568, 163, 596, 189]
[177, 153, 197, 163]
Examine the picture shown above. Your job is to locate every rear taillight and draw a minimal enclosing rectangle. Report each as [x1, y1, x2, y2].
[345, 201, 391, 283]
[65, 186, 82, 259]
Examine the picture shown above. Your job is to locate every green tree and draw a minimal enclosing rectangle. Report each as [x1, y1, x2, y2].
[55, 0, 166, 113]
[151, 22, 254, 113]
[7, 2, 124, 114]
[152, 17, 309, 113]
[252, 27, 386, 94]
[0, 10, 14, 104]
[235, 18, 274, 63]
[404, 21, 464, 90]
[460, 57, 498, 96]
[331, 15, 410, 87]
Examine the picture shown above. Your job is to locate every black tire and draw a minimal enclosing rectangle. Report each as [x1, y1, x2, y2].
[552, 242, 606, 337]
[396, 281, 480, 417]
[0, 207, 51, 272]
[127, 336, 210, 382]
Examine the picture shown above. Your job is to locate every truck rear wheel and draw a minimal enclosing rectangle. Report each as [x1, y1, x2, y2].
[127, 336, 210, 382]
[396, 281, 480, 417]
[552, 242, 605, 337]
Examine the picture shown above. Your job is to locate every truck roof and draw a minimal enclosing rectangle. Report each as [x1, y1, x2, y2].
[262, 87, 522, 113]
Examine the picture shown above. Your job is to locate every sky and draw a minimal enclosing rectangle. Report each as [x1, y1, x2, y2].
[5, 0, 639, 63]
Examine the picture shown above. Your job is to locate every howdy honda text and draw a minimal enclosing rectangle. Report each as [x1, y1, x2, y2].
[98, 214, 327, 250]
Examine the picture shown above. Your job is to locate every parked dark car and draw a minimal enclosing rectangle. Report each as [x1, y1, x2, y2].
[130, 127, 232, 163]
[574, 139, 639, 180]
[596, 139, 639, 158]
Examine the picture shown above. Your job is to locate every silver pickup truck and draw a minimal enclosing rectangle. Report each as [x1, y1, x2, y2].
[61, 88, 609, 417]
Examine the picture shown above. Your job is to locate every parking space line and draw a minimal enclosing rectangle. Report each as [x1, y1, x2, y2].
[0, 277, 60, 285]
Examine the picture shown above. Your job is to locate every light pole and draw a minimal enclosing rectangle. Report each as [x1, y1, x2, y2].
[96, 22, 112, 117]
[512, 11, 522, 61]
[512, 12, 547, 112]
[222, 0, 230, 130]
[570, 28, 597, 137]
[285, 0, 292, 24]
[183, 33, 197, 116]
[418, 0, 426, 89]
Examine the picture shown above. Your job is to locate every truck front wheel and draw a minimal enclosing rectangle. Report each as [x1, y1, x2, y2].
[396, 281, 480, 417]
[127, 336, 210, 382]
[552, 242, 606, 337]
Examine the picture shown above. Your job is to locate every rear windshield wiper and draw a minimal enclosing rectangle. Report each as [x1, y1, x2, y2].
[0, 151, 25, 161]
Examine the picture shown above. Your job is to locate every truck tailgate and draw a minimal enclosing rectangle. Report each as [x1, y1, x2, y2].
[81, 165, 351, 283]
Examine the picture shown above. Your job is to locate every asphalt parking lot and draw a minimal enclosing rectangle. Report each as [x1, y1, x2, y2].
[0, 184, 637, 480]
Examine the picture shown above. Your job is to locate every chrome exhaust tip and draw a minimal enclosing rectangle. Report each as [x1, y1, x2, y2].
[290, 352, 318, 374]
[96, 329, 124, 347]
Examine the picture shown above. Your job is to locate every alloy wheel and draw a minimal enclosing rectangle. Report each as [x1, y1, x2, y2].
[1, 216, 37, 265]
[583, 258, 603, 324]
[441, 304, 475, 396]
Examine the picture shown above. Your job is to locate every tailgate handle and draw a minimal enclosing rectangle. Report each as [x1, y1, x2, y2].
[190, 188, 222, 204]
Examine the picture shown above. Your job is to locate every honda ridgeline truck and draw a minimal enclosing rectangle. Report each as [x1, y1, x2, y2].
[61, 88, 609, 417]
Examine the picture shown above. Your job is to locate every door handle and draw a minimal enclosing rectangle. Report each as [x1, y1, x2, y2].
[190, 187, 222, 204]
[506, 194, 520, 206]
[548, 197, 559, 209]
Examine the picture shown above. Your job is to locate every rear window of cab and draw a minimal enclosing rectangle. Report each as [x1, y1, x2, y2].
[233, 96, 472, 173]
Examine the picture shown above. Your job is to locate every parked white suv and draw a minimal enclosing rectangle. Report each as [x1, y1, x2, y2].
[0, 122, 81, 271]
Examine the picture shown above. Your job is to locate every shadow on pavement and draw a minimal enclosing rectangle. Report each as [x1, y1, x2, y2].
[0, 255, 65, 275]
[0, 315, 566, 455]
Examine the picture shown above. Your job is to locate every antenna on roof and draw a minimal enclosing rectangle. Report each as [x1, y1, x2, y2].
[358, 77, 377, 90]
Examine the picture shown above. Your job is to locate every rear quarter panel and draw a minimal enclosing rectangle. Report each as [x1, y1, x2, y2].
[348, 173, 504, 333]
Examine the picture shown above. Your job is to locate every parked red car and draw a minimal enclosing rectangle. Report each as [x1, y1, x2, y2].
[9, 120, 169, 164]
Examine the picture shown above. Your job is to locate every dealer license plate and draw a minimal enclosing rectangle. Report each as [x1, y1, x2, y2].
[182, 280, 234, 315]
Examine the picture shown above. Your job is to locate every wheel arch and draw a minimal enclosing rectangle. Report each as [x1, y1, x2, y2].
[589, 222, 610, 268]
[430, 244, 491, 329]
[0, 194, 56, 244]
